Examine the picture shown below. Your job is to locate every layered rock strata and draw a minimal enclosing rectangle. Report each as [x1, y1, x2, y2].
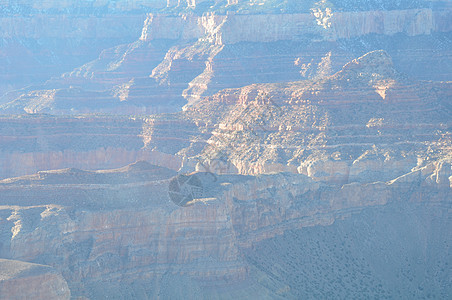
[0, 115, 190, 179]
[184, 50, 452, 183]
[0, 14, 146, 99]
[2, 7, 451, 114]
[0, 159, 450, 298]
[0, 2, 450, 299]
[0, 51, 450, 185]
[0, 259, 70, 300]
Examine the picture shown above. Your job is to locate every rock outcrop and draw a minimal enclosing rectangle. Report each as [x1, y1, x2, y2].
[2, 6, 451, 114]
[140, 9, 452, 44]
[0, 158, 449, 298]
[0, 51, 450, 184]
[0, 2, 451, 298]
[0, 259, 70, 300]
[0, 14, 146, 100]
[0, 115, 187, 179]
[184, 50, 452, 183]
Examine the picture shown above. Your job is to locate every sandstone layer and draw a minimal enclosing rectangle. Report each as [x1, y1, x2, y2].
[183, 50, 452, 182]
[0, 158, 450, 298]
[0, 51, 450, 184]
[0, 115, 188, 179]
[0, 2, 450, 299]
[2, 6, 451, 114]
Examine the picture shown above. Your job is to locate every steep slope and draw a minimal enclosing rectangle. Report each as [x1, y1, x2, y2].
[0, 259, 70, 299]
[183, 50, 452, 183]
[0, 156, 449, 298]
[0, 14, 146, 100]
[2, 6, 451, 114]
[0, 1, 450, 299]
[245, 200, 452, 299]
[0, 51, 450, 183]
[0, 37, 450, 300]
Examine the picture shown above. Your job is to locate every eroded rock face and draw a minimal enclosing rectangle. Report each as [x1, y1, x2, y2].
[0, 50, 450, 185]
[184, 50, 451, 184]
[0, 259, 70, 300]
[0, 116, 185, 179]
[2, 6, 451, 114]
[140, 9, 452, 44]
[0, 14, 146, 100]
[0, 160, 449, 298]
[0, 2, 450, 298]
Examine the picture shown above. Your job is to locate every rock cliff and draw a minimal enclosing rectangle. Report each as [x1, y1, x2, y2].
[0, 159, 449, 298]
[0, 51, 450, 184]
[2, 6, 451, 113]
[184, 50, 452, 182]
[0, 2, 451, 298]
[0, 115, 186, 179]
[0, 14, 146, 100]
[140, 9, 452, 44]
[0, 259, 70, 299]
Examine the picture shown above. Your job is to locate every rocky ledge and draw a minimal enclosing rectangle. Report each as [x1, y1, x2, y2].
[0, 157, 450, 298]
[2, 6, 451, 114]
[0, 259, 70, 299]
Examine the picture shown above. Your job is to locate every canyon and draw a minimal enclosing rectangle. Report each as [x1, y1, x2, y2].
[1, 4, 452, 113]
[0, 160, 450, 298]
[0, 0, 451, 299]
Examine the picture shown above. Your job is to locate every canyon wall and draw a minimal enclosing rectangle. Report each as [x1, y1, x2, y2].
[1, 51, 450, 183]
[0, 161, 450, 298]
[139, 8, 452, 44]
[0, 15, 145, 39]
[0, 14, 145, 100]
[0, 116, 185, 179]
[184, 50, 452, 183]
[0, 0, 168, 11]
[3, 7, 450, 114]
[0, 259, 70, 299]
[0, 3, 450, 298]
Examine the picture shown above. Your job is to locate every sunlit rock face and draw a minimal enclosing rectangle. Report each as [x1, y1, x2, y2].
[184, 50, 452, 183]
[0, 50, 450, 182]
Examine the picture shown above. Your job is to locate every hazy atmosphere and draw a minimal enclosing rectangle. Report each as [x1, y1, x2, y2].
[0, 1, 451, 299]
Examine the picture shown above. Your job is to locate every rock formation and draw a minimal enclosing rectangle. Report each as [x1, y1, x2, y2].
[0, 1, 451, 299]
[1, 3, 451, 113]
[0, 50, 450, 181]
[0, 14, 146, 101]
[0, 259, 70, 299]
[0, 50, 450, 296]
[0, 115, 184, 179]
[0, 158, 450, 298]
[183, 50, 452, 181]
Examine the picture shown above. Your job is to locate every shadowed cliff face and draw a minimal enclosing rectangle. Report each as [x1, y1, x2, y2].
[0, 14, 147, 100]
[244, 200, 452, 299]
[0, 259, 70, 299]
